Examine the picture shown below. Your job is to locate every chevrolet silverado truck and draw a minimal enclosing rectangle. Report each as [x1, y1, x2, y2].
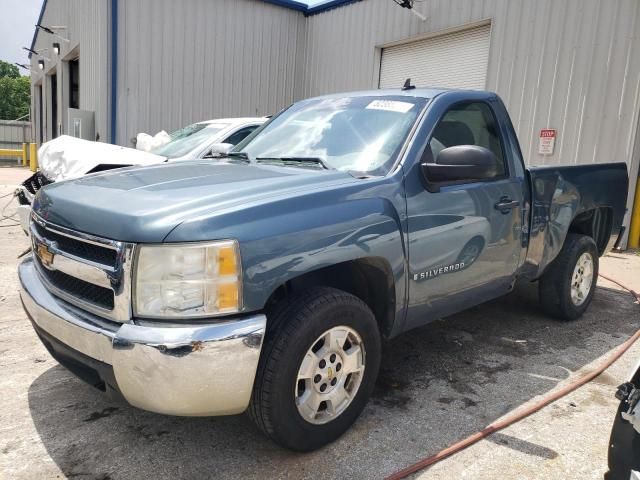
[19, 88, 628, 451]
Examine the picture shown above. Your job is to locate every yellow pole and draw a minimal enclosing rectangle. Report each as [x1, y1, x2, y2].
[29, 143, 37, 172]
[22, 143, 27, 166]
[629, 179, 640, 249]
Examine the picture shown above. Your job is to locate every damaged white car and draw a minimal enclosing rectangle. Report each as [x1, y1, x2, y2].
[16, 117, 266, 233]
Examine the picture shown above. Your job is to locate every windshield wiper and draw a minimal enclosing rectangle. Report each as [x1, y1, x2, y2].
[348, 171, 378, 179]
[213, 151, 250, 163]
[256, 156, 331, 170]
[225, 151, 249, 160]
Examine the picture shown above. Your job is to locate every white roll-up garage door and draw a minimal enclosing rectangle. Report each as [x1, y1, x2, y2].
[379, 24, 491, 90]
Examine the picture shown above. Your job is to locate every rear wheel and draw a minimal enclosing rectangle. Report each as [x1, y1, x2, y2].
[539, 233, 599, 320]
[249, 287, 381, 451]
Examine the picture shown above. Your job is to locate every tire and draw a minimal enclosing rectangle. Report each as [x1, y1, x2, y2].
[249, 287, 381, 451]
[538, 233, 599, 320]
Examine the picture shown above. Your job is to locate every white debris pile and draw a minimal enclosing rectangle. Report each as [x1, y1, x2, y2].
[135, 130, 171, 152]
[38, 135, 165, 181]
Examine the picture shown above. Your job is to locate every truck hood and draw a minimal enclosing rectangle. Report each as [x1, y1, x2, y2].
[33, 161, 357, 242]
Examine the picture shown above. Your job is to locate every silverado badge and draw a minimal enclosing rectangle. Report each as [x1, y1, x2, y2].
[413, 262, 465, 281]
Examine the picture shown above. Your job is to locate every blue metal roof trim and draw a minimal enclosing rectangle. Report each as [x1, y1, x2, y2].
[304, 0, 362, 16]
[263, 0, 308, 12]
[263, 0, 361, 15]
[28, 0, 48, 59]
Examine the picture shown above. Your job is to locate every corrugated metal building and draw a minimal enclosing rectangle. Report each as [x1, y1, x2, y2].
[28, 0, 640, 244]
[0, 121, 32, 154]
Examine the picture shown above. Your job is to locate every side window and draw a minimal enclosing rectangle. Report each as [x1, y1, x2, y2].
[428, 102, 507, 178]
[223, 126, 259, 146]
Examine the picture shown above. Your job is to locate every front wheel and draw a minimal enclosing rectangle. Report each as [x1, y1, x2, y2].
[249, 287, 381, 451]
[538, 233, 599, 320]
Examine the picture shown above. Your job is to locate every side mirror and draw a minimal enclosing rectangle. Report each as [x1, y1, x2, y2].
[203, 143, 233, 158]
[422, 145, 498, 183]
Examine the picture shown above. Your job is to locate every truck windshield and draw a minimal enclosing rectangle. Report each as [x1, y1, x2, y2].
[151, 122, 229, 158]
[234, 95, 427, 175]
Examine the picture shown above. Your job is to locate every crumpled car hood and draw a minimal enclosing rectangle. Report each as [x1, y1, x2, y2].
[38, 135, 166, 181]
[33, 160, 356, 242]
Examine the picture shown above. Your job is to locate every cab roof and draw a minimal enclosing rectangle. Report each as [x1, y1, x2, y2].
[305, 87, 497, 103]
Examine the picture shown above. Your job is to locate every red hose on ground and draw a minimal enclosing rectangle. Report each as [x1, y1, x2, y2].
[385, 274, 640, 480]
[599, 273, 640, 303]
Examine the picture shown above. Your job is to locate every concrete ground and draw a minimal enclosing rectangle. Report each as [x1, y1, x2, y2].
[0, 166, 638, 480]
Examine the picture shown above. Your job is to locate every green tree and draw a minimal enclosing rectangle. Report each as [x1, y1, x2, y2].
[0, 61, 20, 79]
[0, 60, 31, 120]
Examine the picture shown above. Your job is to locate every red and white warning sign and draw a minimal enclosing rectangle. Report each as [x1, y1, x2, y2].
[538, 129, 557, 155]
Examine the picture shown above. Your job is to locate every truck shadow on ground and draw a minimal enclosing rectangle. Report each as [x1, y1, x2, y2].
[27, 283, 639, 480]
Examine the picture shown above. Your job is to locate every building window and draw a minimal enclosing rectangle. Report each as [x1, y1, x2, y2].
[69, 58, 79, 109]
[50, 72, 58, 138]
[37, 85, 43, 144]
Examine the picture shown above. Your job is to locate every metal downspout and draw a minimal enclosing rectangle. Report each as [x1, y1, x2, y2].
[110, 0, 118, 145]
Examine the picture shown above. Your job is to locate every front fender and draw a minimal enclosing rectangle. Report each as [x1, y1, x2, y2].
[163, 177, 408, 323]
[237, 196, 406, 315]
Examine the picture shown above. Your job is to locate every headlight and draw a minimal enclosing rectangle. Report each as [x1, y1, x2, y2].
[134, 241, 242, 318]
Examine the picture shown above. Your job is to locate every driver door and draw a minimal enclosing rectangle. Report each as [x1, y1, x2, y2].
[404, 100, 523, 330]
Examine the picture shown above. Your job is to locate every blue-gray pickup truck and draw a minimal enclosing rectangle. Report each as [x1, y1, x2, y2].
[20, 88, 628, 451]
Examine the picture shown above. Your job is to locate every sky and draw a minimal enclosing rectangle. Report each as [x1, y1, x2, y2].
[0, 0, 42, 72]
[0, 0, 327, 75]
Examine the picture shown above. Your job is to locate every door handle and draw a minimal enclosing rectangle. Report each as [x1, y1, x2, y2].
[494, 197, 519, 213]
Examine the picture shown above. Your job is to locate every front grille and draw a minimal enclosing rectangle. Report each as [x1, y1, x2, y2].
[22, 171, 52, 195]
[32, 222, 117, 266]
[36, 257, 115, 310]
[30, 213, 133, 322]
[18, 172, 51, 205]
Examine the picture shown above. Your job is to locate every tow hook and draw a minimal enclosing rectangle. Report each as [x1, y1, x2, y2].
[616, 382, 640, 434]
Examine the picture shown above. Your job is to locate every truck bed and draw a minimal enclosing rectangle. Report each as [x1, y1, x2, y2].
[524, 162, 628, 278]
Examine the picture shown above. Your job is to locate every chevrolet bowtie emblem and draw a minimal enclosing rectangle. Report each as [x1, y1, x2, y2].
[327, 367, 334, 379]
[37, 243, 55, 268]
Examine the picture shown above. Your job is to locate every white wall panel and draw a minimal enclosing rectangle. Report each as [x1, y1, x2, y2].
[116, 0, 306, 146]
[30, 0, 110, 143]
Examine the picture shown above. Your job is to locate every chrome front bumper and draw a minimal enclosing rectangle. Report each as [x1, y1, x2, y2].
[19, 256, 266, 416]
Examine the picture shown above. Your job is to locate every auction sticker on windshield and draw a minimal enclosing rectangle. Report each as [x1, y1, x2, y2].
[366, 100, 414, 113]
